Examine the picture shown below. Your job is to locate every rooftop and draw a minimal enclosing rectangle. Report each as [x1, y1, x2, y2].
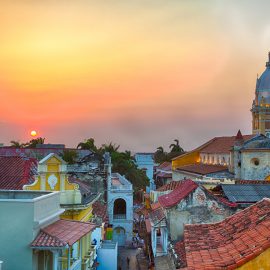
[31, 219, 96, 248]
[156, 161, 172, 171]
[158, 179, 198, 208]
[0, 190, 52, 200]
[176, 163, 228, 176]
[178, 198, 270, 269]
[111, 173, 132, 190]
[156, 180, 184, 192]
[221, 184, 270, 203]
[0, 156, 37, 190]
[200, 135, 253, 154]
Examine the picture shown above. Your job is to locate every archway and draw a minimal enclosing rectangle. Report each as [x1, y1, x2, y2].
[113, 198, 126, 219]
[113, 227, 126, 246]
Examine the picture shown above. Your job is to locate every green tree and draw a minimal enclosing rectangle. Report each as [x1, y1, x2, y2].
[61, 150, 78, 164]
[10, 140, 26, 148]
[101, 142, 120, 154]
[77, 138, 98, 152]
[154, 146, 167, 163]
[169, 139, 184, 153]
[26, 137, 45, 148]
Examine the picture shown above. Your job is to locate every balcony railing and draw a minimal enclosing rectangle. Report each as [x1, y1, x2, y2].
[113, 214, 126, 220]
[58, 257, 81, 270]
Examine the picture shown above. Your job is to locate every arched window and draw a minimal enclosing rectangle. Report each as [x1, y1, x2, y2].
[113, 198, 126, 219]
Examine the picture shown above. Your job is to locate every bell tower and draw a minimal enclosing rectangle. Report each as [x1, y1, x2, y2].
[251, 52, 270, 137]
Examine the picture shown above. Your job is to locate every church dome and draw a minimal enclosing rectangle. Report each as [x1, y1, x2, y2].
[256, 52, 270, 105]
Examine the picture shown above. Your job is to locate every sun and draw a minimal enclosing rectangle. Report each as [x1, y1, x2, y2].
[30, 130, 37, 137]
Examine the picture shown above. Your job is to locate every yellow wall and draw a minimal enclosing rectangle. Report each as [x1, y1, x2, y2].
[237, 248, 270, 270]
[172, 150, 200, 170]
[24, 154, 94, 222]
[61, 205, 93, 222]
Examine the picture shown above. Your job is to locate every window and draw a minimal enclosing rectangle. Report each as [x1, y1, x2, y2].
[251, 158, 260, 166]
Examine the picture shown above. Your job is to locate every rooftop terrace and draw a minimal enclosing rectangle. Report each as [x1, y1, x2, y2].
[0, 190, 52, 200]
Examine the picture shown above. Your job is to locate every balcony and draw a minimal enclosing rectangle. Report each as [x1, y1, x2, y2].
[58, 257, 81, 270]
[113, 214, 126, 220]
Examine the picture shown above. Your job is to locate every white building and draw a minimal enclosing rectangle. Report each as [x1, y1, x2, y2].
[97, 241, 118, 270]
[107, 172, 133, 246]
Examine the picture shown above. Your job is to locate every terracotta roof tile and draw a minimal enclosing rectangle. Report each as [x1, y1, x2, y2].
[31, 219, 96, 248]
[92, 201, 108, 222]
[151, 202, 161, 210]
[0, 156, 37, 190]
[179, 198, 270, 269]
[157, 180, 185, 192]
[156, 162, 172, 171]
[149, 208, 165, 225]
[156, 172, 172, 178]
[200, 135, 253, 154]
[176, 163, 228, 175]
[158, 180, 198, 208]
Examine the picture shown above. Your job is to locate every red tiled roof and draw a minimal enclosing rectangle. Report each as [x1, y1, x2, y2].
[68, 177, 91, 195]
[149, 207, 166, 225]
[151, 202, 161, 210]
[157, 180, 184, 192]
[158, 180, 198, 208]
[181, 198, 270, 269]
[156, 172, 172, 178]
[0, 156, 37, 190]
[200, 135, 253, 154]
[156, 162, 172, 171]
[176, 163, 227, 175]
[31, 219, 96, 248]
[92, 201, 108, 222]
[135, 206, 150, 217]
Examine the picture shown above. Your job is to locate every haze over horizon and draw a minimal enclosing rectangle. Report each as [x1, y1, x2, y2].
[1, 1, 270, 152]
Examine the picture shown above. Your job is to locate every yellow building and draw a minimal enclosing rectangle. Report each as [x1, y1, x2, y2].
[31, 219, 97, 270]
[24, 153, 99, 222]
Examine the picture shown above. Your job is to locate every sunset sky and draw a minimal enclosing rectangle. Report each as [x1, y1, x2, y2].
[1, 1, 270, 152]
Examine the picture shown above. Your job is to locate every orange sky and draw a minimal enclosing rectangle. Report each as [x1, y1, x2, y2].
[1, 1, 270, 151]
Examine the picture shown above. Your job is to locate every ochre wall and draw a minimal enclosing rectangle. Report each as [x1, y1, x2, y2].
[172, 151, 200, 170]
[237, 248, 270, 270]
[61, 206, 93, 221]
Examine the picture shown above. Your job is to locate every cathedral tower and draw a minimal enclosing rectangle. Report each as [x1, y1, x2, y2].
[252, 52, 270, 137]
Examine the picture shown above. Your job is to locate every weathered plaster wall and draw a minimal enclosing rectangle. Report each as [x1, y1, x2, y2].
[167, 187, 235, 241]
[241, 151, 270, 180]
